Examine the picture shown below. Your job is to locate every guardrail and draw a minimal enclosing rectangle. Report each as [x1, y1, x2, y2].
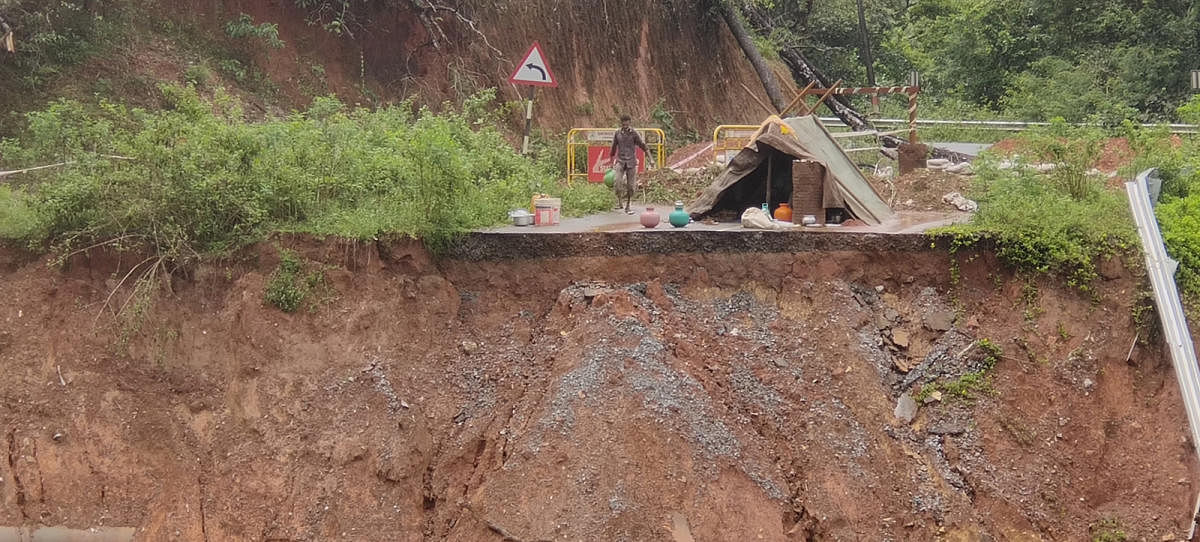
[818, 117, 1200, 135]
[1125, 170, 1200, 537]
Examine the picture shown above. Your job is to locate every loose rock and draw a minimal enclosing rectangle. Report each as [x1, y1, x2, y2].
[924, 309, 956, 332]
[894, 393, 919, 424]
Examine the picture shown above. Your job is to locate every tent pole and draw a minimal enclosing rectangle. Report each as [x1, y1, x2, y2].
[766, 152, 772, 211]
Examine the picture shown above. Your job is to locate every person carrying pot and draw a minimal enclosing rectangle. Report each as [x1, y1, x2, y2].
[609, 114, 649, 215]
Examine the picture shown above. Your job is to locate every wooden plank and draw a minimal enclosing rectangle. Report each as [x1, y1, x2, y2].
[799, 80, 842, 116]
[738, 82, 777, 116]
[781, 81, 817, 117]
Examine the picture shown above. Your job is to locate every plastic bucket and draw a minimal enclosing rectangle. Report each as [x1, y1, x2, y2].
[534, 197, 561, 226]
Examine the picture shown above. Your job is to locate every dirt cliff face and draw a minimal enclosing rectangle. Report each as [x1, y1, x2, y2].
[168, 0, 778, 133]
[0, 237, 1194, 541]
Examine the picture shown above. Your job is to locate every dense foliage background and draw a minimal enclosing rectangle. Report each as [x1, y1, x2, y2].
[752, 0, 1200, 122]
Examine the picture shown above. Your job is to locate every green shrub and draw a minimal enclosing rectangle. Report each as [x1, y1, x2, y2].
[0, 185, 42, 240]
[933, 122, 1135, 290]
[0, 85, 609, 261]
[1158, 194, 1200, 296]
[264, 249, 307, 312]
[183, 64, 213, 87]
[0, 1, 128, 89]
[1090, 518, 1127, 542]
[225, 14, 285, 49]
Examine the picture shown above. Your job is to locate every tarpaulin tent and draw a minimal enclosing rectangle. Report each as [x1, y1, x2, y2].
[688, 115, 893, 225]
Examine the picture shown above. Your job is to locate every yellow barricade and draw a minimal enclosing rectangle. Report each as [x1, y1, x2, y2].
[712, 125, 760, 165]
[566, 128, 666, 185]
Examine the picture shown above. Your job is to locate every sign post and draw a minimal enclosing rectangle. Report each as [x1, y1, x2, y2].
[508, 42, 558, 155]
[1192, 70, 1200, 92]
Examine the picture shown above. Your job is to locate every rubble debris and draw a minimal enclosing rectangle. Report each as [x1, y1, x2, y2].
[895, 393, 919, 423]
[941, 192, 978, 212]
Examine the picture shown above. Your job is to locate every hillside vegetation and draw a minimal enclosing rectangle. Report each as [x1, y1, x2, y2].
[2, 0, 1200, 298]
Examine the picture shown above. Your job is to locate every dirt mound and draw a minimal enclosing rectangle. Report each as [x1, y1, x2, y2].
[666, 141, 717, 170]
[870, 169, 972, 212]
[989, 137, 1137, 174]
[0, 239, 1194, 540]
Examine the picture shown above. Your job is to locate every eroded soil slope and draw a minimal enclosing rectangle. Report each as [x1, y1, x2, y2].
[0, 238, 1194, 541]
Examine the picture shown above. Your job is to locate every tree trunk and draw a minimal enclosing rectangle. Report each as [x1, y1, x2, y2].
[741, 5, 973, 161]
[720, 1, 787, 113]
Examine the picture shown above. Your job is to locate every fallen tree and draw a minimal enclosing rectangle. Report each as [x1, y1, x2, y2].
[720, 0, 788, 113]
[737, 4, 973, 162]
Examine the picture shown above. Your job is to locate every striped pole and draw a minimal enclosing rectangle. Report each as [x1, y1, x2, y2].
[797, 86, 919, 96]
[521, 86, 536, 155]
[908, 90, 919, 143]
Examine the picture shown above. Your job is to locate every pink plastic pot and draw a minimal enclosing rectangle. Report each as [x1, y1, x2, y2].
[640, 207, 660, 228]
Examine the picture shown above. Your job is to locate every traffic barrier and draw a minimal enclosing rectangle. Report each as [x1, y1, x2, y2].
[712, 125, 759, 165]
[566, 128, 665, 185]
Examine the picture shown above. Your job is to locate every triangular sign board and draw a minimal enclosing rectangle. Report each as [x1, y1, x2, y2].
[509, 42, 557, 88]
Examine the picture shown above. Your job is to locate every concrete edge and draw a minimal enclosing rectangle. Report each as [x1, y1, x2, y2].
[444, 231, 937, 261]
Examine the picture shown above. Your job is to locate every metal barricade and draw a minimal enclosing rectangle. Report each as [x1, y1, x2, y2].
[566, 128, 665, 185]
[712, 125, 760, 165]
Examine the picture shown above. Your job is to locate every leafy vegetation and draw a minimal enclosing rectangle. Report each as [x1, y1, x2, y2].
[0, 0, 129, 89]
[1118, 114, 1200, 298]
[915, 338, 1002, 402]
[1089, 518, 1128, 542]
[264, 249, 327, 312]
[0, 86, 610, 263]
[750, 0, 1198, 123]
[931, 122, 1136, 291]
[224, 14, 285, 49]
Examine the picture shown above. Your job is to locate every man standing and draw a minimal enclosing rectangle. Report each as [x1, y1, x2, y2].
[609, 115, 649, 214]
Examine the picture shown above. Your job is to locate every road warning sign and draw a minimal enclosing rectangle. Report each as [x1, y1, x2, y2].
[509, 42, 557, 87]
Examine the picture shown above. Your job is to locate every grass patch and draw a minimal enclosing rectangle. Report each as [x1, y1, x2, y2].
[0, 185, 42, 240]
[1089, 518, 1127, 542]
[915, 338, 1002, 402]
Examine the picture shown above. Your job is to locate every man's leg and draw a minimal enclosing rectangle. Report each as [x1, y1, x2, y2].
[627, 165, 638, 207]
[623, 165, 635, 212]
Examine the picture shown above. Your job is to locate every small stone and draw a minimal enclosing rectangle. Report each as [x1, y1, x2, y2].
[875, 285, 885, 293]
[894, 393, 919, 424]
[1082, 378, 1095, 391]
[923, 390, 943, 404]
[52, 432, 64, 442]
[928, 422, 965, 435]
[460, 341, 480, 355]
[966, 316, 980, 328]
[923, 309, 955, 332]
[891, 329, 911, 349]
[1162, 535, 1176, 541]
[582, 287, 601, 299]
